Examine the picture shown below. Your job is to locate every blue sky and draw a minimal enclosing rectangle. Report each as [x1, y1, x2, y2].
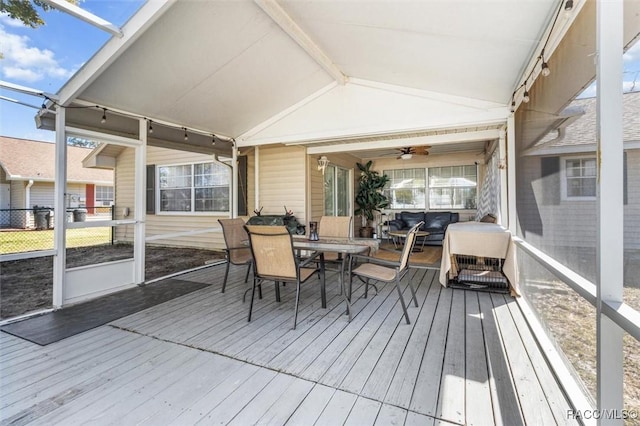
[0, 2, 639, 143]
[0, 0, 143, 142]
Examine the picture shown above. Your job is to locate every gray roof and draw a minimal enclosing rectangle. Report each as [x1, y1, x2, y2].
[0, 136, 114, 184]
[537, 91, 640, 149]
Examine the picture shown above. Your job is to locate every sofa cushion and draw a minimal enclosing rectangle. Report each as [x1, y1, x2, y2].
[424, 212, 452, 230]
[399, 211, 425, 229]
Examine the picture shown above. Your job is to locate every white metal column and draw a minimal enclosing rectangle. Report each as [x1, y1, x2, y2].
[134, 119, 147, 284]
[232, 141, 238, 218]
[507, 115, 517, 233]
[596, 0, 624, 423]
[498, 127, 508, 226]
[52, 106, 67, 308]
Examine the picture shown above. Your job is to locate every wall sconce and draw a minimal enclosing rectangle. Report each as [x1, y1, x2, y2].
[317, 155, 329, 175]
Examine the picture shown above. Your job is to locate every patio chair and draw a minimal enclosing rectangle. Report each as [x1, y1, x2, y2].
[218, 218, 253, 294]
[315, 216, 353, 291]
[348, 221, 424, 324]
[245, 225, 324, 329]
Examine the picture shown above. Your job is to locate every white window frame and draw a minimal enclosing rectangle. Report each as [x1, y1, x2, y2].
[156, 160, 230, 215]
[383, 168, 427, 210]
[94, 185, 114, 207]
[324, 164, 353, 216]
[561, 156, 597, 201]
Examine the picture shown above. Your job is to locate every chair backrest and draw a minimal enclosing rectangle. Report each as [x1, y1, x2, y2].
[398, 221, 425, 271]
[245, 225, 297, 279]
[319, 216, 352, 238]
[219, 218, 251, 263]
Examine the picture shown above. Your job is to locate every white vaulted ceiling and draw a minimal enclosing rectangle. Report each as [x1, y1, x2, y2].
[51, 0, 561, 154]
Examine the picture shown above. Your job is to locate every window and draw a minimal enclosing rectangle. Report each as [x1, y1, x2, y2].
[383, 168, 426, 209]
[95, 185, 114, 206]
[428, 165, 477, 209]
[158, 162, 229, 213]
[324, 165, 351, 216]
[563, 157, 596, 199]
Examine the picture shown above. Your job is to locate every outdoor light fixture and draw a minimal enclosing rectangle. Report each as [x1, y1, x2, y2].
[522, 81, 530, 103]
[564, 0, 574, 13]
[212, 134, 216, 145]
[510, 99, 516, 113]
[317, 155, 329, 174]
[400, 153, 412, 160]
[183, 128, 188, 141]
[148, 120, 153, 134]
[101, 108, 107, 124]
[541, 49, 551, 77]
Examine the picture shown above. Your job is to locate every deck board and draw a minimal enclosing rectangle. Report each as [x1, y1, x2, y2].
[0, 262, 578, 425]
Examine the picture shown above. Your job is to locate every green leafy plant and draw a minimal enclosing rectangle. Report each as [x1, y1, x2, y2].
[354, 161, 390, 231]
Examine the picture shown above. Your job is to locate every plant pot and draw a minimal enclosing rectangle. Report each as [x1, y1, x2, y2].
[359, 226, 374, 238]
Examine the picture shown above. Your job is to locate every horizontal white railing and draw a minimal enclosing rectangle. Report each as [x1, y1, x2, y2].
[513, 236, 640, 342]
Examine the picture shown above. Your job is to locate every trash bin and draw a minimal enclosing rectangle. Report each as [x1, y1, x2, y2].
[73, 208, 87, 222]
[34, 210, 49, 230]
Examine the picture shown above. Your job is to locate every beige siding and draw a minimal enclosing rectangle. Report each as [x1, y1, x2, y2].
[257, 145, 307, 221]
[309, 152, 359, 223]
[10, 181, 26, 209]
[114, 146, 230, 250]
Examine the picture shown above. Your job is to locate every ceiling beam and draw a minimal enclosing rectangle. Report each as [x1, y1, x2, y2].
[306, 129, 501, 155]
[255, 0, 348, 85]
[41, 0, 123, 37]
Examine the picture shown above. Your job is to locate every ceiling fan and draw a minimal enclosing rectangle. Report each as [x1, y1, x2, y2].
[396, 146, 430, 160]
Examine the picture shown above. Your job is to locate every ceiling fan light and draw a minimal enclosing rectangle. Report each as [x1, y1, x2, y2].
[400, 153, 412, 160]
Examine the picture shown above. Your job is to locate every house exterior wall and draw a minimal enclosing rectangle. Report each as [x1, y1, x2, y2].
[308, 152, 359, 223]
[518, 149, 640, 250]
[113, 146, 229, 250]
[256, 145, 307, 221]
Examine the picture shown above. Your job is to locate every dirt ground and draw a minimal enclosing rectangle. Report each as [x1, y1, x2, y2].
[0, 244, 225, 319]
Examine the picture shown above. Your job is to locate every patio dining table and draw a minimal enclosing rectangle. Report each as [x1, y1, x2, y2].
[291, 235, 379, 320]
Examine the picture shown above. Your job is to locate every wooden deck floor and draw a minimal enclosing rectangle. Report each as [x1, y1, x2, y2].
[0, 263, 578, 425]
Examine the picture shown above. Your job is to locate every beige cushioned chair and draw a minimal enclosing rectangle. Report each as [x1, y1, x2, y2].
[348, 221, 424, 324]
[218, 218, 253, 294]
[245, 225, 325, 329]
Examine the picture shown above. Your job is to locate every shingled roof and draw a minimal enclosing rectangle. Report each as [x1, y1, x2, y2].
[535, 91, 640, 151]
[0, 136, 113, 184]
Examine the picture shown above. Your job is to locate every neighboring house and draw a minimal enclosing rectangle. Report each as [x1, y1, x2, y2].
[0, 136, 114, 228]
[518, 91, 640, 280]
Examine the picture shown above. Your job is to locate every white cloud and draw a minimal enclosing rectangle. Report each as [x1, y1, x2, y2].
[0, 13, 27, 28]
[0, 24, 75, 83]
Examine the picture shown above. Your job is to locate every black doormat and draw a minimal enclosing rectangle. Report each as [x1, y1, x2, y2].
[0, 279, 210, 346]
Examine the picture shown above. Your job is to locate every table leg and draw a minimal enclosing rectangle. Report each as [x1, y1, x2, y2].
[340, 254, 353, 322]
[320, 253, 327, 308]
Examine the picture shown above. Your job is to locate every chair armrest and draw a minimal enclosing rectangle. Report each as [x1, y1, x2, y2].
[350, 253, 400, 268]
[386, 219, 405, 231]
[299, 251, 323, 268]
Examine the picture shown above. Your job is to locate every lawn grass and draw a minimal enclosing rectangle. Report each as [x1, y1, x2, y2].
[0, 227, 111, 254]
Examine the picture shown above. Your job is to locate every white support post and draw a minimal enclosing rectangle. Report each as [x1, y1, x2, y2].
[254, 146, 260, 213]
[596, 0, 624, 423]
[52, 107, 67, 308]
[507, 115, 517, 233]
[498, 127, 508, 226]
[134, 119, 147, 284]
[232, 141, 238, 218]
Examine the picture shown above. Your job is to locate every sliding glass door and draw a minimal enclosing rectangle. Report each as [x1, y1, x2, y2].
[324, 165, 351, 216]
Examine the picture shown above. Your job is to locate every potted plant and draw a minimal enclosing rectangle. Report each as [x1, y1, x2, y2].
[355, 160, 390, 238]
